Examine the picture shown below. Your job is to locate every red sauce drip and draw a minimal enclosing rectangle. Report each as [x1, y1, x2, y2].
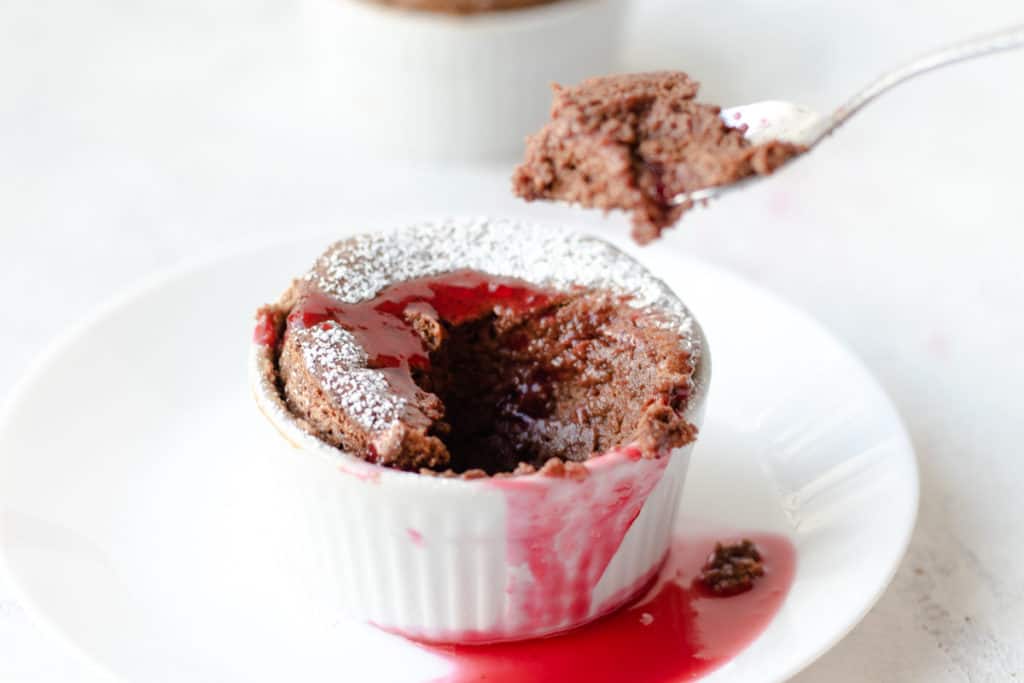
[253, 311, 278, 347]
[425, 533, 796, 683]
[287, 270, 555, 423]
[489, 451, 669, 634]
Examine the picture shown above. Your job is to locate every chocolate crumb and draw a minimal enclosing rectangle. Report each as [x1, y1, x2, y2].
[698, 539, 765, 596]
[513, 72, 805, 243]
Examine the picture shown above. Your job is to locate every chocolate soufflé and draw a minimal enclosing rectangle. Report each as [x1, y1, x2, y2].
[513, 71, 805, 243]
[253, 221, 702, 478]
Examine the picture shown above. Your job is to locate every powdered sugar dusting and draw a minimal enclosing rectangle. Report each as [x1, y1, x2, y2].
[294, 322, 403, 430]
[308, 218, 697, 336]
[321, 369, 401, 431]
[290, 218, 701, 436]
[300, 322, 368, 368]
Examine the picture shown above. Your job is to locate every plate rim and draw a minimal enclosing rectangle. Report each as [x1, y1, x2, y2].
[0, 231, 920, 683]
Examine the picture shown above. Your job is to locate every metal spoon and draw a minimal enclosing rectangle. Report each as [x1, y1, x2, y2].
[673, 24, 1024, 206]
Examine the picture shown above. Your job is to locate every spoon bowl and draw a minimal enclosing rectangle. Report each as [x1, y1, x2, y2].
[674, 24, 1024, 206]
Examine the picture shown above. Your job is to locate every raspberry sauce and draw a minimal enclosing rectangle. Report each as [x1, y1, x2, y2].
[252, 310, 279, 347]
[489, 447, 670, 636]
[426, 532, 796, 683]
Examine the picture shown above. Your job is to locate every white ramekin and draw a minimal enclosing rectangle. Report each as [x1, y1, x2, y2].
[249, 225, 710, 643]
[299, 0, 627, 161]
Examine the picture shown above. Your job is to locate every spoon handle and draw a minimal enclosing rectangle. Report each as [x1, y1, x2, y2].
[819, 24, 1024, 144]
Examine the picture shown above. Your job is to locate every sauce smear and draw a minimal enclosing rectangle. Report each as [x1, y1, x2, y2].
[425, 533, 796, 683]
[286, 270, 555, 427]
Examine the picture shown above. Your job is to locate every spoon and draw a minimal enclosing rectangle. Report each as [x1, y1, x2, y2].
[673, 24, 1024, 206]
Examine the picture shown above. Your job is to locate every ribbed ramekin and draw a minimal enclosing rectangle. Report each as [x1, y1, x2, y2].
[249, 224, 710, 643]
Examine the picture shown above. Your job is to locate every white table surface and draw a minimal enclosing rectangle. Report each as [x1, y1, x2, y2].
[2, 0, 1023, 680]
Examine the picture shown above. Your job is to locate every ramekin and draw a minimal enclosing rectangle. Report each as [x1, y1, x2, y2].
[299, 0, 627, 161]
[249, 222, 710, 643]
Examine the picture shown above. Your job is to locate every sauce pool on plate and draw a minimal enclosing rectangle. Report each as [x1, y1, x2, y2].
[425, 533, 797, 683]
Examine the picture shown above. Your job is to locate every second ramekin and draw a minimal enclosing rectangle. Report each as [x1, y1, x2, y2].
[299, 0, 627, 161]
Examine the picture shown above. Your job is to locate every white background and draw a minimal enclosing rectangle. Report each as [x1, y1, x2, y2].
[1, 0, 1023, 680]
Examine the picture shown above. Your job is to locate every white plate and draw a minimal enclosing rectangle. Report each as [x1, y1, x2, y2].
[0, 231, 918, 683]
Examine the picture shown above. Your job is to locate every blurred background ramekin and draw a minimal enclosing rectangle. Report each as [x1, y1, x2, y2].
[301, 0, 626, 162]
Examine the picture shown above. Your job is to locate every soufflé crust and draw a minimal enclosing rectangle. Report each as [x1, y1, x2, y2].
[513, 72, 805, 243]
[253, 221, 702, 478]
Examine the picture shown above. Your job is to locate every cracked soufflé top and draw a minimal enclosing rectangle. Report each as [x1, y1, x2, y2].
[513, 72, 805, 243]
[252, 220, 703, 477]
